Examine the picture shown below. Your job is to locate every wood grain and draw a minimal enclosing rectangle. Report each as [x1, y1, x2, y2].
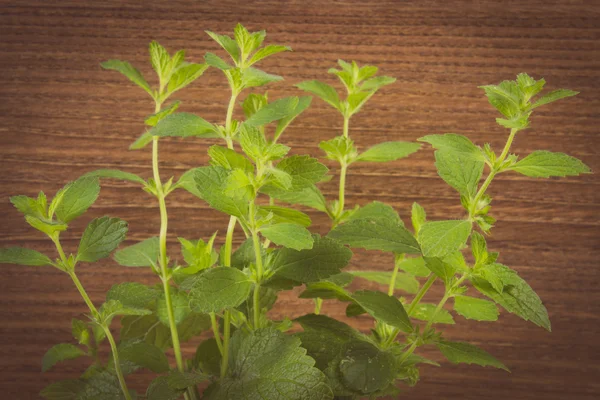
[0, 1, 598, 398]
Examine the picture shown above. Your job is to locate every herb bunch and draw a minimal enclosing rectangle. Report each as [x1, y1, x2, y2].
[0, 24, 590, 400]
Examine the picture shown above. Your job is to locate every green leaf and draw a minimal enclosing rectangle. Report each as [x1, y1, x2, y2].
[101, 59, 153, 97]
[275, 96, 312, 138]
[71, 319, 90, 347]
[299, 281, 354, 302]
[434, 150, 484, 196]
[410, 303, 455, 324]
[454, 296, 499, 321]
[257, 206, 311, 227]
[194, 338, 222, 375]
[271, 235, 352, 284]
[54, 177, 100, 223]
[106, 282, 159, 310]
[351, 290, 412, 332]
[262, 184, 328, 212]
[83, 169, 146, 185]
[77, 370, 132, 399]
[119, 341, 170, 373]
[25, 216, 67, 236]
[99, 299, 152, 326]
[206, 328, 332, 400]
[532, 89, 578, 108]
[423, 257, 457, 284]
[241, 67, 283, 89]
[192, 166, 249, 219]
[209, 145, 253, 173]
[42, 343, 86, 372]
[40, 379, 85, 400]
[260, 223, 314, 251]
[178, 235, 218, 273]
[436, 340, 509, 371]
[10, 194, 46, 219]
[167, 370, 208, 390]
[397, 256, 430, 277]
[120, 315, 171, 351]
[189, 267, 252, 313]
[206, 30, 240, 62]
[156, 290, 190, 326]
[319, 136, 357, 163]
[114, 237, 159, 267]
[204, 52, 231, 70]
[360, 75, 396, 91]
[244, 97, 299, 127]
[510, 150, 590, 178]
[274, 155, 329, 190]
[249, 44, 291, 65]
[167, 63, 208, 94]
[480, 80, 521, 119]
[349, 271, 419, 294]
[356, 141, 421, 162]
[149, 41, 173, 82]
[178, 313, 211, 342]
[129, 131, 154, 150]
[147, 376, 184, 400]
[411, 202, 426, 234]
[0, 247, 53, 267]
[296, 80, 341, 110]
[418, 134, 485, 161]
[77, 217, 128, 263]
[473, 263, 550, 330]
[148, 112, 219, 138]
[145, 101, 181, 127]
[346, 201, 401, 224]
[328, 218, 420, 254]
[418, 219, 472, 258]
[337, 340, 396, 394]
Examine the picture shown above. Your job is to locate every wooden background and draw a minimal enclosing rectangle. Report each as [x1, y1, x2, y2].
[0, 1, 598, 399]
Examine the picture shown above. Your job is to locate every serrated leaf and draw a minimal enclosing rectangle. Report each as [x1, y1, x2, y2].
[146, 376, 184, 400]
[360, 75, 396, 91]
[532, 89, 578, 108]
[356, 141, 421, 162]
[101, 59, 153, 97]
[40, 379, 85, 400]
[83, 169, 146, 185]
[296, 80, 341, 110]
[189, 267, 252, 313]
[42, 343, 86, 372]
[192, 166, 249, 219]
[271, 235, 352, 283]
[411, 202, 426, 234]
[208, 145, 253, 172]
[167, 63, 208, 94]
[25, 216, 68, 236]
[130, 131, 154, 150]
[410, 303, 455, 324]
[206, 30, 240, 62]
[72, 319, 90, 347]
[248, 44, 291, 66]
[423, 257, 457, 285]
[244, 96, 299, 127]
[99, 299, 152, 326]
[10, 194, 46, 219]
[77, 217, 128, 263]
[510, 150, 590, 178]
[262, 184, 328, 212]
[418, 219, 472, 258]
[241, 67, 283, 89]
[156, 289, 190, 326]
[120, 315, 171, 351]
[338, 340, 397, 394]
[349, 270, 419, 294]
[275, 155, 329, 190]
[434, 150, 484, 196]
[206, 328, 333, 400]
[436, 340, 508, 371]
[118, 341, 170, 373]
[204, 52, 231, 70]
[257, 206, 311, 227]
[299, 281, 354, 301]
[167, 370, 208, 390]
[473, 263, 550, 330]
[148, 112, 219, 138]
[114, 237, 159, 267]
[149, 41, 172, 82]
[275, 96, 312, 138]
[351, 290, 412, 332]
[260, 223, 314, 251]
[480, 81, 521, 119]
[346, 201, 401, 224]
[419, 133, 485, 161]
[106, 282, 159, 310]
[328, 218, 420, 254]
[454, 296, 499, 321]
[55, 177, 100, 223]
[0, 246, 53, 267]
[397, 256, 430, 277]
[145, 101, 181, 127]
[178, 312, 211, 342]
[77, 370, 132, 400]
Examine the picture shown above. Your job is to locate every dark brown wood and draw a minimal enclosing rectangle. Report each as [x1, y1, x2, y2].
[0, 1, 598, 398]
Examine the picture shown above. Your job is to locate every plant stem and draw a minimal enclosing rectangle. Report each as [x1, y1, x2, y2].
[220, 311, 231, 378]
[314, 298, 323, 315]
[104, 325, 133, 400]
[209, 312, 224, 354]
[342, 116, 349, 138]
[223, 216, 237, 267]
[388, 254, 404, 296]
[470, 128, 518, 217]
[337, 163, 347, 218]
[225, 92, 238, 138]
[152, 136, 187, 377]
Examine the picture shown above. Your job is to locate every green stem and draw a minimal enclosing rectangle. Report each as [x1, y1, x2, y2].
[337, 163, 347, 218]
[249, 199, 264, 329]
[220, 311, 231, 378]
[104, 325, 133, 400]
[253, 283, 261, 329]
[314, 298, 323, 315]
[225, 92, 238, 138]
[397, 341, 418, 366]
[388, 254, 404, 296]
[152, 137, 186, 376]
[223, 216, 237, 267]
[424, 275, 467, 332]
[343, 116, 349, 138]
[210, 312, 224, 354]
[470, 128, 518, 217]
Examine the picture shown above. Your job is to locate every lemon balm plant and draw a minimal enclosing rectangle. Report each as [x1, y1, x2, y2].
[0, 24, 591, 400]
